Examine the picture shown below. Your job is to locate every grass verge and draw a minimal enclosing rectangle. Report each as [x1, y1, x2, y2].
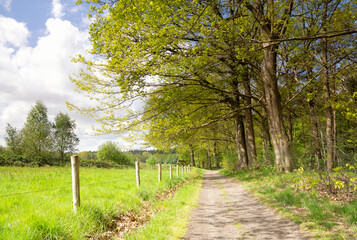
[220, 167, 357, 239]
[124, 169, 204, 240]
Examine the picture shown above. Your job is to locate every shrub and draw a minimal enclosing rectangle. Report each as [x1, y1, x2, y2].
[222, 150, 238, 171]
[146, 156, 156, 168]
[97, 141, 131, 165]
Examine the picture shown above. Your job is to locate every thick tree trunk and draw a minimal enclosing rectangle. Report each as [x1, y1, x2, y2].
[243, 67, 257, 167]
[262, 44, 295, 171]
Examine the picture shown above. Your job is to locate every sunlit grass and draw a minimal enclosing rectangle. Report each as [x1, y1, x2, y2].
[0, 166, 196, 239]
[220, 167, 357, 239]
[126, 170, 203, 240]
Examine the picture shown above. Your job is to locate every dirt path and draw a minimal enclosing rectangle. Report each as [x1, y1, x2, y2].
[185, 170, 312, 239]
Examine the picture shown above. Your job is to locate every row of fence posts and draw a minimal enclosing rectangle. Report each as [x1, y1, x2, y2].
[71, 155, 191, 212]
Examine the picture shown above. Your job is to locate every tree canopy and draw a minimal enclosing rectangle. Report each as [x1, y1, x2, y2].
[70, 0, 357, 172]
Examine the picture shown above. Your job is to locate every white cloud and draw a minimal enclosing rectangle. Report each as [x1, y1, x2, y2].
[0, 16, 106, 151]
[68, 5, 82, 14]
[0, 12, 144, 151]
[52, 0, 65, 19]
[0, 16, 29, 47]
[0, 0, 11, 11]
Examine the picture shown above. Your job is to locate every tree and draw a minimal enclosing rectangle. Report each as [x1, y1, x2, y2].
[71, 0, 357, 172]
[4, 123, 22, 154]
[53, 113, 79, 162]
[69, 0, 260, 169]
[22, 101, 53, 157]
[97, 141, 130, 165]
[146, 155, 156, 168]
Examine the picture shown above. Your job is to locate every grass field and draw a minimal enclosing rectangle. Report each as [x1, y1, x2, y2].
[0, 165, 196, 239]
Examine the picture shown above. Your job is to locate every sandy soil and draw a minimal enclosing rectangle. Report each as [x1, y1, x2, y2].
[184, 170, 312, 239]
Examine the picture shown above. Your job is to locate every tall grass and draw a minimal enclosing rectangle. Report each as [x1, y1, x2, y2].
[0, 166, 193, 239]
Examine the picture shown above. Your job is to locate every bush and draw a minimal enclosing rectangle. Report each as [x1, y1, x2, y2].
[146, 156, 156, 168]
[222, 150, 238, 171]
[97, 141, 132, 165]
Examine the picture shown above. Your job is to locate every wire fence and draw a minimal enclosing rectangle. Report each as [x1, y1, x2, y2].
[0, 160, 191, 205]
[0, 179, 135, 198]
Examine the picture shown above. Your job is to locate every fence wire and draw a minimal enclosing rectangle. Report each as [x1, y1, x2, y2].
[0, 179, 134, 198]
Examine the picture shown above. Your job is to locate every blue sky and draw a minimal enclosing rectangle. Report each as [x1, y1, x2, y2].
[0, 0, 131, 151]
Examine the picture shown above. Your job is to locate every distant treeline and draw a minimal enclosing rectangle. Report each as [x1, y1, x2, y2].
[76, 148, 179, 168]
[1, 101, 79, 167]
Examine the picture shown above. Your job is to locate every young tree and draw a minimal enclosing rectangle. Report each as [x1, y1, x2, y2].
[4, 123, 22, 154]
[97, 141, 130, 165]
[53, 112, 79, 162]
[22, 101, 53, 157]
[146, 155, 156, 168]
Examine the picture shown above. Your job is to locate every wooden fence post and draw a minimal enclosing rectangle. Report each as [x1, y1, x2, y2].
[170, 165, 172, 180]
[136, 161, 140, 187]
[182, 165, 184, 175]
[158, 163, 162, 182]
[176, 164, 179, 177]
[71, 155, 80, 212]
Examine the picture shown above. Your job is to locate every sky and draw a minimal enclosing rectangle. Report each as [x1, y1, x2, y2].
[0, 0, 135, 152]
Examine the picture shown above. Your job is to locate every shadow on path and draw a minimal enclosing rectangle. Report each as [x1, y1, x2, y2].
[184, 170, 312, 240]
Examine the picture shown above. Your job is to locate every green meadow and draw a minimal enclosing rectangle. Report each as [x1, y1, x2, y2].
[0, 166, 195, 239]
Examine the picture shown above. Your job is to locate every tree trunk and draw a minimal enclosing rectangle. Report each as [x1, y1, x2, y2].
[189, 144, 195, 167]
[207, 148, 211, 169]
[308, 98, 322, 169]
[213, 140, 218, 168]
[60, 150, 65, 163]
[243, 67, 257, 167]
[261, 97, 273, 164]
[235, 115, 249, 169]
[322, 0, 334, 171]
[262, 43, 294, 171]
[332, 72, 337, 165]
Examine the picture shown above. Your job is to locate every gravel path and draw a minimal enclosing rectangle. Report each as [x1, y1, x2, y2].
[185, 170, 312, 239]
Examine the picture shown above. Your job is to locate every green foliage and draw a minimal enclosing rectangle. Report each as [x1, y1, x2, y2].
[22, 101, 53, 157]
[4, 124, 22, 154]
[3, 101, 81, 166]
[53, 112, 79, 162]
[97, 141, 132, 165]
[68, 0, 357, 174]
[146, 155, 156, 167]
[221, 150, 238, 172]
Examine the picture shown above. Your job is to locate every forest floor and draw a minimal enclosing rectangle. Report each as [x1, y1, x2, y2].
[184, 170, 312, 240]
